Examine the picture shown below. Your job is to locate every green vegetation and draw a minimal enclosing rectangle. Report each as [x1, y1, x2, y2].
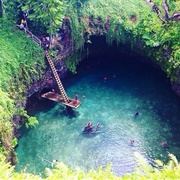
[0, 152, 180, 179]
[20, 0, 66, 36]
[65, 50, 86, 74]
[5, 0, 180, 79]
[0, 17, 44, 157]
[0, 0, 3, 17]
[17, 108, 38, 128]
[75, 0, 180, 80]
[0, 18, 44, 93]
[0, 0, 180, 179]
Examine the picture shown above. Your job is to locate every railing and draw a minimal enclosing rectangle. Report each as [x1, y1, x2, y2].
[17, 25, 42, 46]
[17, 25, 72, 105]
[25, 29, 42, 46]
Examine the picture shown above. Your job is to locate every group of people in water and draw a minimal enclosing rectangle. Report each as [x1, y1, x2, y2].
[82, 114, 167, 148]
[82, 121, 101, 134]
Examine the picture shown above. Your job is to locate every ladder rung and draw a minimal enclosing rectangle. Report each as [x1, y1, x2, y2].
[45, 50, 68, 103]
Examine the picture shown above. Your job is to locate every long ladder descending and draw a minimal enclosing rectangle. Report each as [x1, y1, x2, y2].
[44, 50, 69, 103]
[20, 28, 81, 108]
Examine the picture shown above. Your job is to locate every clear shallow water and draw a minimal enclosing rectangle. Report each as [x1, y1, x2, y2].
[15, 58, 180, 177]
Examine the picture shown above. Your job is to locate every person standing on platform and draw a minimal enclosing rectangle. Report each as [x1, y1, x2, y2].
[74, 94, 78, 104]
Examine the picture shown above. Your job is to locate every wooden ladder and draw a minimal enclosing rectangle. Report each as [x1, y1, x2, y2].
[19, 27, 81, 107]
[44, 50, 69, 103]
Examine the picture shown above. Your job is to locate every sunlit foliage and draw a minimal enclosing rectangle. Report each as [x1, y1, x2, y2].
[18, 0, 66, 35]
[0, 152, 180, 179]
[0, 0, 180, 179]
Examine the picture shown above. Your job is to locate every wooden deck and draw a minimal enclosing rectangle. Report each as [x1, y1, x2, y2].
[41, 92, 82, 108]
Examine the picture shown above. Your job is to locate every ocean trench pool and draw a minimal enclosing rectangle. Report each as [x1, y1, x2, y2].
[15, 57, 180, 177]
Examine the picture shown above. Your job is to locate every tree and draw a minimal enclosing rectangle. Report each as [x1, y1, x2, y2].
[21, 0, 66, 37]
[0, 0, 3, 17]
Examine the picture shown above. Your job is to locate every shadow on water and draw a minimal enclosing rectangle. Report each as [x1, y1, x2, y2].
[61, 106, 79, 119]
[29, 97, 80, 119]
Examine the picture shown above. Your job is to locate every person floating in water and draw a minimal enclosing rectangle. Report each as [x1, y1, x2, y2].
[95, 123, 101, 133]
[130, 139, 135, 145]
[82, 122, 102, 134]
[51, 159, 58, 167]
[135, 112, 139, 118]
[104, 77, 107, 82]
[161, 141, 166, 147]
[82, 121, 93, 133]
[87, 121, 92, 129]
[96, 123, 101, 128]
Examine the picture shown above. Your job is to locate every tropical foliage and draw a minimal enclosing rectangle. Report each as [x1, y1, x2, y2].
[19, 0, 66, 36]
[0, 17, 44, 156]
[17, 108, 38, 128]
[65, 50, 86, 73]
[0, 0, 3, 17]
[0, 152, 180, 179]
[0, 0, 180, 179]
[3, 0, 180, 79]
[76, 0, 180, 80]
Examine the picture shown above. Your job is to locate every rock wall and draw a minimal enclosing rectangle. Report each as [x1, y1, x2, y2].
[27, 18, 73, 100]
[172, 78, 180, 97]
[27, 15, 180, 103]
[12, 14, 180, 165]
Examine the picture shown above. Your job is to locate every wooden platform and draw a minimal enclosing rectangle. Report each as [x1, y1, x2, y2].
[41, 92, 82, 108]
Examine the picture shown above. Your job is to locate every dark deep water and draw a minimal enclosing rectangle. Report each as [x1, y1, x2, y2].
[15, 39, 180, 177]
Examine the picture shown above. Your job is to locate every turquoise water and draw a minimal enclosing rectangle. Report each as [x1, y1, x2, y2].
[15, 57, 180, 177]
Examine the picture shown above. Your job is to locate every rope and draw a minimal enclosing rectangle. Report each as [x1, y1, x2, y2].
[37, 154, 52, 164]
[37, 154, 59, 167]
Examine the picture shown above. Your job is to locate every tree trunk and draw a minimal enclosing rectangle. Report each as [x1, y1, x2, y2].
[0, 0, 3, 18]
[144, 0, 165, 22]
[162, 0, 170, 21]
